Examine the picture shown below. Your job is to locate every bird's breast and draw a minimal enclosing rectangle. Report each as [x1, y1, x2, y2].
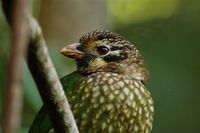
[67, 72, 153, 133]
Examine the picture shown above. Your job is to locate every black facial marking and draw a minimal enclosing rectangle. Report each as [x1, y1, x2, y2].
[111, 46, 123, 51]
[103, 52, 128, 62]
[77, 54, 95, 69]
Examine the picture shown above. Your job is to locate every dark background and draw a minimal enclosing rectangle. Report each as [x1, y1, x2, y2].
[0, 0, 200, 132]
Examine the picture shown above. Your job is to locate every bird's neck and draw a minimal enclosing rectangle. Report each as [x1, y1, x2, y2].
[77, 62, 148, 82]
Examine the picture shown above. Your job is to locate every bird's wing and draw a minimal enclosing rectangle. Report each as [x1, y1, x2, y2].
[28, 71, 84, 133]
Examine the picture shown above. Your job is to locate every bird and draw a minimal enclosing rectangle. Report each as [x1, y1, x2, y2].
[29, 30, 154, 133]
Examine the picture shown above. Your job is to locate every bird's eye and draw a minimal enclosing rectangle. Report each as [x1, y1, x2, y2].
[97, 46, 109, 55]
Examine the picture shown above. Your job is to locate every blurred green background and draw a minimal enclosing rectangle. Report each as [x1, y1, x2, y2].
[0, 0, 200, 132]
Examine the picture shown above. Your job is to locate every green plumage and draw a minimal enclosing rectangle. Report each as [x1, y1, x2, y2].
[29, 71, 84, 133]
[29, 30, 154, 133]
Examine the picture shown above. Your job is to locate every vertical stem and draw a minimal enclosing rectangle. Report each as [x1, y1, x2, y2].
[2, 0, 29, 133]
[2, 0, 79, 132]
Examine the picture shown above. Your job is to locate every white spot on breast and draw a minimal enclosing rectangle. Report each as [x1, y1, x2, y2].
[106, 104, 114, 110]
[134, 81, 139, 88]
[129, 93, 134, 100]
[118, 81, 125, 88]
[123, 87, 129, 95]
[130, 118, 134, 124]
[81, 113, 87, 118]
[93, 91, 100, 98]
[132, 101, 136, 109]
[134, 125, 139, 132]
[93, 103, 98, 108]
[105, 73, 111, 77]
[108, 125, 113, 133]
[139, 107, 142, 115]
[150, 106, 154, 112]
[92, 86, 98, 92]
[148, 99, 153, 104]
[114, 90, 120, 95]
[145, 128, 149, 133]
[108, 78, 114, 85]
[125, 79, 130, 84]
[140, 86, 145, 93]
[102, 85, 109, 93]
[112, 73, 118, 77]
[87, 78, 93, 83]
[108, 93, 114, 100]
[99, 97, 105, 103]
[80, 119, 87, 127]
[119, 93, 125, 101]
[129, 85, 134, 89]
[101, 122, 107, 130]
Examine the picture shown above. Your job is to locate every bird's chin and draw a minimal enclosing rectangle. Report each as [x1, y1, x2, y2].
[60, 43, 84, 60]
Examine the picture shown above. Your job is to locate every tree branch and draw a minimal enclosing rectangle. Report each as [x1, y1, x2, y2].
[27, 17, 79, 133]
[2, 0, 79, 133]
[2, 0, 29, 132]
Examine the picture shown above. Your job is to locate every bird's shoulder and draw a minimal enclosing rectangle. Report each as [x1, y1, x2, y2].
[28, 71, 84, 133]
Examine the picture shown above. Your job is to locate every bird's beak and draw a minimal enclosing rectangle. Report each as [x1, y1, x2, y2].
[60, 43, 84, 60]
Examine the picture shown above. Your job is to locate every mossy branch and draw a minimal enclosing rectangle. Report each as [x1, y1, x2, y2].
[2, 0, 79, 133]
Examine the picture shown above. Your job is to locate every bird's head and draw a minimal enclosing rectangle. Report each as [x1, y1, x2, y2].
[61, 30, 149, 81]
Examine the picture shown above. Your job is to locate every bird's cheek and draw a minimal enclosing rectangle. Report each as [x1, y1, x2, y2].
[90, 58, 107, 68]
